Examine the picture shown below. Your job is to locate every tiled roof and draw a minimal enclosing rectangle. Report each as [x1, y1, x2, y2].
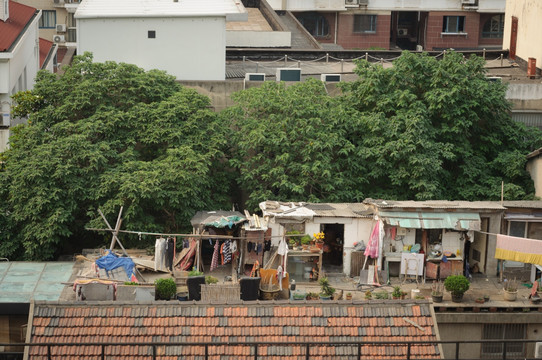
[39, 38, 53, 68]
[28, 301, 440, 359]
[0, 1, 37, 52]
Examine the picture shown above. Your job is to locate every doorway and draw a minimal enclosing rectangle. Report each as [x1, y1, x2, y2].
[321, 223, 344, 273]
[391, 11, 428, 50]
[470, 218, 489, 274]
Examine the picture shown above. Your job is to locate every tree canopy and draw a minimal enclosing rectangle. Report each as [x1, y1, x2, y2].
[0, 54, 230, 260]
[1, 51, 540, 260]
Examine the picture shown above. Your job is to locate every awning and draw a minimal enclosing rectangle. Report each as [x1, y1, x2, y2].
[379, 211, 481, 231]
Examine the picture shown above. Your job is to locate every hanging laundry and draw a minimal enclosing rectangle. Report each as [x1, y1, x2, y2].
[165, 238, 175, 271]
[264, 240, 271, 252]
[247, 241, 253, 253]
[154, 237, 167, 271]
[276, 265, 284, 291]
[223, 240, 232, 264]
[210, 240, 220, 271]
[231, 240, 237, 253]
[256, 243, 263, 254]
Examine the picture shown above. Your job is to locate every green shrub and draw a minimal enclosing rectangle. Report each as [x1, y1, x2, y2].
[318, 277, 335, 297]
[154, 278, 177, 300]
[444, 275, 470, 296]
[188, 269, 204, 277]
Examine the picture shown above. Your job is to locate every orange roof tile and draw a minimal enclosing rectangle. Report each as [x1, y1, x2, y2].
[29, 301, 440, 359]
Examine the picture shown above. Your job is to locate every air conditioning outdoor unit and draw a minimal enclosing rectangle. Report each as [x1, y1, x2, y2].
[345, 0, 359, 6]
[358, 0, 368, 5]
[56, 24, 66, 32]
[320, 74, 341, 82]
[53, 35, 65, 43]
[535, 342, 542, 359]
[276, 68, 301, 82]
[53, 0, 65, 4]
[1, 113, 10, 127]
[486, 76, 502, 82]
[245, 73, 266, 81]
[398, 28, 408, 36]
[461, 0, 476, 4]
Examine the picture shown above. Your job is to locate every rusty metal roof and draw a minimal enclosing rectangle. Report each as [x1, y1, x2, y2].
[503, 201, 542, 209]
[364, 199, 505, 211]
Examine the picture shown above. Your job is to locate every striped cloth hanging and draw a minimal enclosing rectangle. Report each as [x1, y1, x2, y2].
[210, 240, 220, 271]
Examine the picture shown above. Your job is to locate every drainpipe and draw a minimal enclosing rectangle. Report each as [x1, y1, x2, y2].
[334, 11, 338, 44]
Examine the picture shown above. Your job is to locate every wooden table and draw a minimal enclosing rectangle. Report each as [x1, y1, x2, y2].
[287, 249, 323, 282]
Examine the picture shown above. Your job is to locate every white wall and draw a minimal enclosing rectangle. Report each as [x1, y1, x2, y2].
[77, 16, 227, 81]
[0, 10, 40, 152]
[503, 0, 542, 69]
[226, 30, 291, 47]
[266, 0, 345, 11]
[527, 156, 542, 198]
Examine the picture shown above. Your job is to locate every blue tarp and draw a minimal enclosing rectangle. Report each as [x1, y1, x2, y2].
[95, 250, 135, 279]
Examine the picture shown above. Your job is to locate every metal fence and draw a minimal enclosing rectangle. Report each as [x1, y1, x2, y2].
[2, 339, 542, 360]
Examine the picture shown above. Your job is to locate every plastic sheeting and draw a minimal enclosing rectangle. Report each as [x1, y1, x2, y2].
[95, 250, 135, 279]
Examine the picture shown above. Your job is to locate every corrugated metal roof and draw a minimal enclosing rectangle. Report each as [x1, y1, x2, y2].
[379, 211, 481, 230]
[261, 201, 373, 219]
[75, 0, 247, 20]
[364, 199, 505, 210]
[0, 1, 37, 52]
[503, 201, 542, 209]
[0, 262, 75, 303]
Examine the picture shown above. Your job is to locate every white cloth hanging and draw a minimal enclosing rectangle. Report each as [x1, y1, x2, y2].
[154, 237, 167, 271]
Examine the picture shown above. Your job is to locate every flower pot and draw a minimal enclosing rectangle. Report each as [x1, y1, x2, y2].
[475, 298, 485, 304]
[319, 294, 332, 300]
[503, 289, 518, 301]
[432, 294, 443, 303]
[451, 293, 464, 303]
[345, 294, 352, 300]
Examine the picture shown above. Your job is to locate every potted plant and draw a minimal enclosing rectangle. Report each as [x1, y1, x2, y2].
[374, 291, 389, 300]
[318, 277, 335, 300]
[205, 275, 218, 284]
[306, 292, 320, 300]
[187, 268, 205, 301]
[300, 235, 312, 250]
[313, 232, 325, 249]
[392, 286, 402, 300]
[365, 290, 372, 300]
[475, 297, 485, 304]
[292, 291, 307, 300]
[444, 275, 470, 303]
[503, 278, 518, 301]
[154, 278, 177, 300]
[345, 292, 353, 300]
[286, 230, 301, 249]
[431, 280, 444, 303]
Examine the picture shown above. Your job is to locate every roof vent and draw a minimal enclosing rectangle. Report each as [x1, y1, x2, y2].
[1, 0, 9, 22]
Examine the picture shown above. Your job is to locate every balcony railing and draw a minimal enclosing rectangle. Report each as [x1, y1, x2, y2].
[1, 339, 541, 360]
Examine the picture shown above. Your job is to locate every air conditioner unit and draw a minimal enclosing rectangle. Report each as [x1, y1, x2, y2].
[276, 68, 301, 82]
[53, 0, 65, 4]
[1, 113, 10, 127]
[345, 0, 359, 6]
[535, 342, 542, 359]
[397, 227, 407, 236]
[320, 74, 341, 82]
[56, 24, 66, 32]
[358, 0, 368, 5]
[398, 28, 408, 36]
[53, 35, 65, 43]
[245, 73, 266, 81]
[486, 76, 502, 82]
[461, 0, 476, 4]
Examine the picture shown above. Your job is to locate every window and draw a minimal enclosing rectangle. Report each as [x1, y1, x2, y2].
[482, 14, 504, 38]
[148, 30, 156, 39]
[67, 13, 76, 42]
[296, 13, 329, 37]
[481, 324, 526, 359]
[442, 16, 465, 33]
[39, 10, 56, 29]
[354, 15, 377, 33]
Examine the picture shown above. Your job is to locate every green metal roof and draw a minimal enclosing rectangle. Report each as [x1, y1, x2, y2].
[378, 211, 481, 230]
[0, 262, 74, 303]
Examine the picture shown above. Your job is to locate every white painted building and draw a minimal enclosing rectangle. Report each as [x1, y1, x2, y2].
[0, 0, 41, 152]
[75, 0, 247, 81]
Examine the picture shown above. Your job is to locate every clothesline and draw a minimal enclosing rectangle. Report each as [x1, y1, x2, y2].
[86, 227, 306, 240]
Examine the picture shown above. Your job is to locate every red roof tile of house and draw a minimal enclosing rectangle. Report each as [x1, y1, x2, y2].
[28, 300, 441, 359]
[0, 1, 37, 52]
[39, 38, 53, 68]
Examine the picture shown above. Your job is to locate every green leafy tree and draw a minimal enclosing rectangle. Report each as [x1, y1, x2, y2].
[224, 79, 366, 210]
[0, 53, 229, 260]
[340, 51, 541, 200]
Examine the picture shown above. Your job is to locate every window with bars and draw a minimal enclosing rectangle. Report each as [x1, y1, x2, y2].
[482, 14, 504, 38]
[353, 15, 377, 33]
[442, 16, 465, 33]
[481, 323, 526, 359]
[39, 10, 56, 29]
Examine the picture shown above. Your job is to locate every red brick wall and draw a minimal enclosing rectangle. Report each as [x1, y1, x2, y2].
[425, 11, 481, 50]
[331, 14, 390, 50]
